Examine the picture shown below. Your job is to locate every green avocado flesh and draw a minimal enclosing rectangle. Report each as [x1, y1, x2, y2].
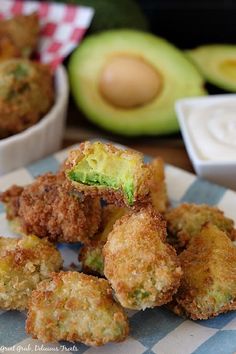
[68, 143, 136, 205]
[84, 248, 104, 274]
[69, 30, 206, 136]
[187, 45, 236, 92]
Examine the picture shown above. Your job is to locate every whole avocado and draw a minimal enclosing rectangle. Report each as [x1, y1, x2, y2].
[55, 0, 149, 33]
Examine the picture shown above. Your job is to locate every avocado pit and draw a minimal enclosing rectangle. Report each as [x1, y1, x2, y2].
[99, 55, 162, 109]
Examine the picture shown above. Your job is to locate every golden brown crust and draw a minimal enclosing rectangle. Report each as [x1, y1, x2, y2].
[169, 223, 236, 320]
[0, 59, 54, 138]
[65, 141, 151, 208]
[79, 205, 128, 276]
[165, 203, 236, 252]
[0, 13, 40, 60]
[103, 206, 182, 310]
[147, 157, 169, 213]
[26, 271, 129, 345]
[1, 172, 102, 244]
[0, 235, 62, 311]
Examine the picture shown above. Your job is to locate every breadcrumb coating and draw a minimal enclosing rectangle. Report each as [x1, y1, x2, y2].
[0, 234, 62, 311]
[165, 203, 236, 252]
[169, 224, 236, 320]
[0, 13, 39, 60]
[65, 141, 151, 207]
[103, 206, 182, 310]
[0, 59, 54, 138]
[147, 157, 168, 213]
[26, 271, 129, 345]
[0, 172, 102, 243]
[79, 205, 128, 275]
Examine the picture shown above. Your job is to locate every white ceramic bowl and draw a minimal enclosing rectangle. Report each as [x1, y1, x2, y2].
[175, 94, 236, 190]
[0, 65, 69, 176]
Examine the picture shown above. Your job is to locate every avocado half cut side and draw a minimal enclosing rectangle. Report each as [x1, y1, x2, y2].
[68, 30, 206, 136]
[187, 44, 236, 92]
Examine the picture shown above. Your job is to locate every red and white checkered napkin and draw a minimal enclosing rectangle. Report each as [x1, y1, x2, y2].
[0, 0, 94, 69]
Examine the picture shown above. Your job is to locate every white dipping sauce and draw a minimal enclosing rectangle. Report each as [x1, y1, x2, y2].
[187, 102, 236, 161]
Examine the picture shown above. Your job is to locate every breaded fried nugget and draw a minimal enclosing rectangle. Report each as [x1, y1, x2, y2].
[103, 207, 182, 310]
[0, 13, 39, 60]
[0, 59, 54, 138]
[80, 205, 128, 275]
[169, 224, 236, 320]
[0, 234, 62, 311]
[165, 203, 236, 252]
[147, 157, 168, 213]
[26, 271, 129, 345]
[65, 141, 151, 207]
[0, 172, 102, 243]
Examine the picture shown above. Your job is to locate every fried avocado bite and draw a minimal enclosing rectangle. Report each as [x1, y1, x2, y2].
[147, 157, 168, 213]
[80, 205, 128, 276]
[0, 13, 39, 60]
[0, 172, 102, 243]
[103, 207, 182, 310]
[26, 271, 129, 345]
[0, 234, 62, 311]
[0, 59, 54, 138]
[170, 224, 236, 320]
[66, 141, 151, 207]
[165, 203, 236, 252]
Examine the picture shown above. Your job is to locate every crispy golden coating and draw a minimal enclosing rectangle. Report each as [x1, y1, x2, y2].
[169, 224, 236, 320]
[165, 203, 236, 252]
[79, 205, 128, 275]
[26, 271, 129, 345]
[0, 13, 39, 60]
[103, 207, 182, 310]
[0, 59, 54, 138]
[0, 172, 102, 244]
[147, 157, 168, 213]
[65, 141, 151, 207]
[0, 234, 62, 311]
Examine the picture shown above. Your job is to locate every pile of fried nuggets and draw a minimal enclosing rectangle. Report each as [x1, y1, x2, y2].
[0, 13, 54, 138]
[0, 141, 236, 346]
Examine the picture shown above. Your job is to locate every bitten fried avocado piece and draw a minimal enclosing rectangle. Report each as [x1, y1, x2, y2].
[103, 207, 182, 310]
[66, 141, 151, 207]
[169, 224, 236, 320]
[26, 271, 129, 345]
[79, 205, 128, 276]
[165, 203, 236, 252]
[0, 172, 102, 244]
[147, 157, 168, 213]
[0, 13, 39, 60]
[0, 59, 54, 139]
[0, 235, 62, 311]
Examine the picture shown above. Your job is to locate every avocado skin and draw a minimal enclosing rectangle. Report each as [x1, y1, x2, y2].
[54, 0, 149, 33]
[68, 30, 206, 136]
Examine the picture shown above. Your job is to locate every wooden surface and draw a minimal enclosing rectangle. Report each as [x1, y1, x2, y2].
[63, 126, 194, 173]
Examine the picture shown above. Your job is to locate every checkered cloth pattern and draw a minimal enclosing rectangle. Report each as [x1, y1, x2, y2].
[0, 142, 235, 354]
[0, 0, 94, 69]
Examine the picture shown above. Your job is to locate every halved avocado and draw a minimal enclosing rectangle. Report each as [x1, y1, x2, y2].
[68, 30, 206, 136]
[188, 44, 236, 92]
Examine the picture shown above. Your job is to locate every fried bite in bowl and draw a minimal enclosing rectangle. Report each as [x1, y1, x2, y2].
[103, 207, 182, 310]
[79, 205, 128, 275]
[0, 172, 102, 244]
[65, 141, 151, 207]
[169, 224, 236, 320]
[0, 13, 39, 60]
[0, 59, 54, 138]
[26, 271, 129, 345]
[147, 157, 168, 213]
[165, 203, 236, 252]
[0, 234, 62, 311]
